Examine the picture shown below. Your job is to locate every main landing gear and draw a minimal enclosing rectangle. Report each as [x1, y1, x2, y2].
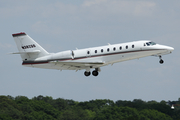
[159, 55, 164, 64]
[84, 71, 91, 76]
[92, 70, 99, 76]
[84, 68, 99, 77]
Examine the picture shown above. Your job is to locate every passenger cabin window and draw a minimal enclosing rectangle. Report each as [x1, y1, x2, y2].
[95, 50, 97, 53]
[107, 48, 110, 52]
[119, 46, 122, 50]
[87, 51, 90, 54]
[101, 49, 103, 53]
[113, 47, 116, 51]
[132, 45, 134, 48]
[126, 45, 128, 49]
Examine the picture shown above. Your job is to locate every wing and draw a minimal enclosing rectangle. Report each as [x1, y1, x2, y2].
[50, 61, 105, 70]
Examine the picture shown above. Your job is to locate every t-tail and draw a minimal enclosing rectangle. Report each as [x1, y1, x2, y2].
[12, 32, 49, 61]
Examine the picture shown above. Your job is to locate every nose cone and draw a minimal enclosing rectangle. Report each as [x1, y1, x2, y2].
[167, 46, 174, 52]
[157, 44, 174, 55]
[164, 46, 174, 54]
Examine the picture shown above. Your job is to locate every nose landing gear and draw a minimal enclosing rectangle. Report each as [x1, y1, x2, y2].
[159, 59, 164, 64]
[159, 56, 164, 64]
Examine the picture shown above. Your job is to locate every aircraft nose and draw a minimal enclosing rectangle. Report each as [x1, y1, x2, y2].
[169, 46, 174, 51]
[167, 46, 174, 52]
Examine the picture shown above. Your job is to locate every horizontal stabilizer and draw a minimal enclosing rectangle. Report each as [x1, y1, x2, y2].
[10, 50, 40, 54]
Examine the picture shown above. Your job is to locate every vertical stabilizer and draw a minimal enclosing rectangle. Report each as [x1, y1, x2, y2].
[12, 32, 49, 61]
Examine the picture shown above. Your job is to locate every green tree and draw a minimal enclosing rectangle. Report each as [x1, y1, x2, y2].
[59, 107, 91, 120]
[52, 98, 70, 111]
[30, 111, 55, 120]
[94, 106, 139, 120]
[139, 109, 173, 120]
[30, 100, 59, 119]
[0, 114, 13, 120]
[0, 96, 23, 119]
[78, 99, 114, 112]
[85, 109, 96, 120]
[0, 95, 179, 120]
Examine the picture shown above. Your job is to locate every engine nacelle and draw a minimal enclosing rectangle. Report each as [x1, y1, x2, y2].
[51, 50, 72, 60]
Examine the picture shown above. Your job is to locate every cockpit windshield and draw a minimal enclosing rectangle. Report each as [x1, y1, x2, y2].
[146, 41, 156, 46]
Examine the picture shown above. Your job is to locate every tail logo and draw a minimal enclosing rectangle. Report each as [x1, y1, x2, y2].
[22, 44, 36, 49]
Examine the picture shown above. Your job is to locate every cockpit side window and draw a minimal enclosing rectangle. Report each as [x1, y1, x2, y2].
[146, 41, 156, 46]
[150, 42, 156, 45]
[146, 43, 150, 46]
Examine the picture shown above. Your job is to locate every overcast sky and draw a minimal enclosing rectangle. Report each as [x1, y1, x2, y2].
[0, 0, 180, 102]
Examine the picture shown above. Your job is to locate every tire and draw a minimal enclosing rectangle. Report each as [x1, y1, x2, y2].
[84, 71, 91, 76]
[92, 71, 98, 76]
[159, 59, 164, 64]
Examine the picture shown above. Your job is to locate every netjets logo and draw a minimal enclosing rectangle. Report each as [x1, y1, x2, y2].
[22, 44, 36, 49]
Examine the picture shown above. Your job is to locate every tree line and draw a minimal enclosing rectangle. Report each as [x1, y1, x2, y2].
[0, 95, 180, 120]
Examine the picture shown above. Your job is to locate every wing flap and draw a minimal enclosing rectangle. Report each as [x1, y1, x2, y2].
[50, 61, 105, 70]
[51, 61, 105, 65]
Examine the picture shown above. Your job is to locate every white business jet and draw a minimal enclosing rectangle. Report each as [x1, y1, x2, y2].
[11, 32, 174, 77]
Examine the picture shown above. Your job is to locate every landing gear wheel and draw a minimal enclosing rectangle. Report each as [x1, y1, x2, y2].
[159, 56, 164, 64]
[92, 70, 99, 76]
[159, 59, 164, 64]
[84, 71, 91, 77]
